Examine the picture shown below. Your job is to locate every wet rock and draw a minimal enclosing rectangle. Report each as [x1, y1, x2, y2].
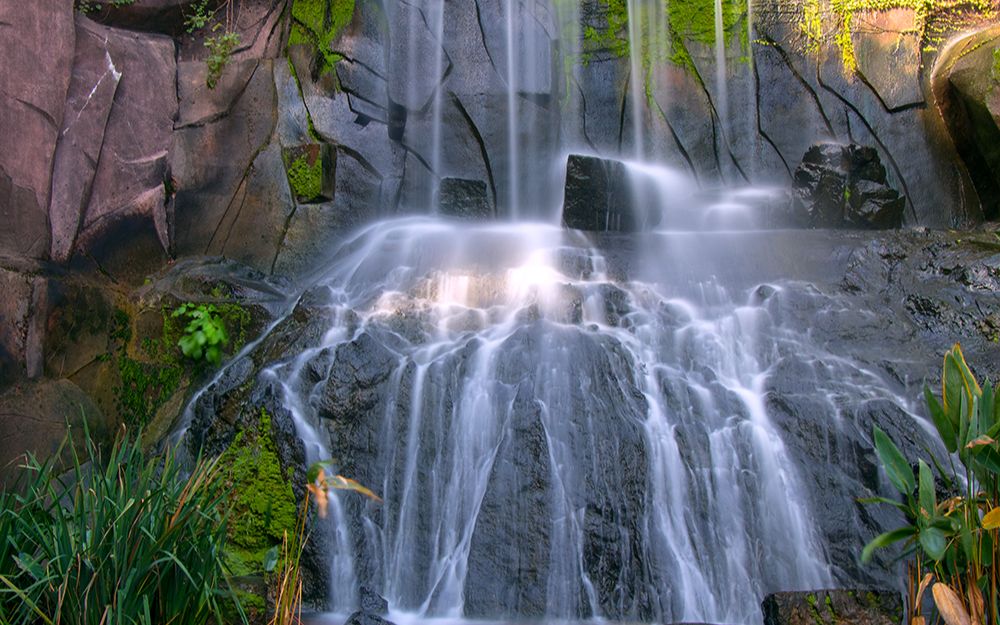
[562, 154, 658, 232]
[343, 611, 396, 625]
[360, 586, 388, 615]
[761, 589, 902, 625]
[438, 178, 492, 220]
[851, 9, 923, 110]
[790, 143, 904, 229]
[318, 332, 399, 422]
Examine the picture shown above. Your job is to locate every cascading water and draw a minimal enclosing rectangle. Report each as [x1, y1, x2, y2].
[183, 1, 928, 623]
[713, 0, 729, 129]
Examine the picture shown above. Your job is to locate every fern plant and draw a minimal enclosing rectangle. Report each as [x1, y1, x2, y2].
[172, 302, 230, 366]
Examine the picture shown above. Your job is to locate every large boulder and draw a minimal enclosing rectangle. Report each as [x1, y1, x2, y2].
[934, 26, 1000, 219]
[789, 143, 905, 229]
[562, 154, 660, 232]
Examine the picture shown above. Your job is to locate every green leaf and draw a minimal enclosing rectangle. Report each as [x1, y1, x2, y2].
[861, 526, 917, 563]
[857, 496, 909, 513]
[263, 546, 279, 573]
[873, 426, 915, 495]
[919, 526, 948, 561]
[926, 386, 957, 453]
[918, 460, 935, 524]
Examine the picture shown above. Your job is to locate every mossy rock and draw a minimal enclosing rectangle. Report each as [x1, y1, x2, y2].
[283, 143, 336, 203]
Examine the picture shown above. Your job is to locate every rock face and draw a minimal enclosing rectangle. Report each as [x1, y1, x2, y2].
[438, 178, 492, 220]
[934, 25, 1000, 220]
[562, 154, 660, 232]
[789, 143, 906, 229]
[761, 590, 902, 625]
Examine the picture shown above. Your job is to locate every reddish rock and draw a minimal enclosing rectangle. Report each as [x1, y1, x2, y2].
[851, 9, 923, 110]
[74, 18, 178, 257]
[49, 16, 123, 262]
[0, 379, 108, 489]
[0, 0, 76, 259]
[0, 262, 48, 382]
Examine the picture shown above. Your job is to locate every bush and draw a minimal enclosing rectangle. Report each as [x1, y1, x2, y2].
[0, 426, 244, 625]
[862, 344, 999, 625]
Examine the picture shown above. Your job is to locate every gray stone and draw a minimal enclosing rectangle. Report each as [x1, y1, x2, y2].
[386, 1, 450, 112]
[359, 586, 389, 615]
[438, 178, 492, 220]
[172, 59, 277, 256]
[0, 0, 75, 259]
[207, 140, 295, 274]
[761, 590, 902, 625]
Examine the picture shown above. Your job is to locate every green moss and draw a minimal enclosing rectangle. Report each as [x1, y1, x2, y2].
[992, 47, 1000, 82]
[285, 153, 324, 201]
[583, 0, 630, 60]
[109, 309, 183, 428]
[289, 0, 355, 76]
[220, 409, 298, 574]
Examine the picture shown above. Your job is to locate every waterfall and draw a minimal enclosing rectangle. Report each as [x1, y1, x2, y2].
[505, 0, 520, 217]
[429, 0, 446, 211]
[714, 0, 729, 130]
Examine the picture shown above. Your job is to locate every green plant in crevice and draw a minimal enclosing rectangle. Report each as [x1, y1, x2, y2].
[172, 302, 230, 366]
[205, 25, 242, 89]
[992, 47, 1000, 83]
[76, 0, 135, 13]
[184, 0, 213, 33]
[861, 344, 1000, 625]
[0, 425, 245, 625]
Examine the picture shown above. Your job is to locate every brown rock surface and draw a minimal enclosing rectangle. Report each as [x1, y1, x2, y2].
[74, 17, 177, 257]
[761, 589, 902, 625]
[0, 0, 76, 259]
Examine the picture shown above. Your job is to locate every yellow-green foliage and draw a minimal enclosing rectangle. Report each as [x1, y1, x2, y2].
[803, 0, 996, 75]
[289, 0, 356, 75]
[220, 409, 298, 575]
[286, 154, 324, 200]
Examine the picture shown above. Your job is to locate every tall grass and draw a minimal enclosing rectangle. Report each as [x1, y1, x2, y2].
[0, 426, 243, 625]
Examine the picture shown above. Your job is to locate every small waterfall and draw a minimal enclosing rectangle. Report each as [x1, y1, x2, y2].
[714, 0, 729, 129]
[429, 0, 447, 211]
[505, 0, 520, 217]
[626, 0, 645, 159]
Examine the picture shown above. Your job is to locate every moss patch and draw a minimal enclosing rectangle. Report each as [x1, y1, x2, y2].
[219, 409, 298, 576]
[289, 0, 356, 76]
[108, 309, 183, 429]
[286, 154, 324, 201]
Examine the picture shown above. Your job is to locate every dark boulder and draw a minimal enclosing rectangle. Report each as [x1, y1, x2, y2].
[790, 143, 905, 229]
[562, 154, 659, 232]
[343, 611, 397, 625]
[360, 586, 389, 615]
[761, 590, 902, 625]
[438, 178, 492, 220]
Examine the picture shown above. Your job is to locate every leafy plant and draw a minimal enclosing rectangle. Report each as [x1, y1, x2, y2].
[172, 302, 230, 366]
[862, 344, 1000, 625]
[205, 25, 242, 89]
[0, 425, 243, 625]
[184, 0, 213, 33]
[76, 0, 135, 13]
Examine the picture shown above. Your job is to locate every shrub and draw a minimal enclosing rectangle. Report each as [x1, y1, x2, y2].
[862, 344, 999, 625]
[0, 426, 244, 625]
[172, 302, 230, 366]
